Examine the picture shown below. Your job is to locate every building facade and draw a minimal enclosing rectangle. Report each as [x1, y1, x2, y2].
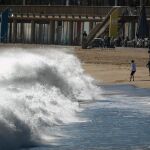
[0, 0, 149, 45]
[0, 0, 150, 6]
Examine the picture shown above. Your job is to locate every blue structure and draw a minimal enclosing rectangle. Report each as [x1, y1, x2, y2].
[136, 5, 149, 39]
[0, 8, 10, 42]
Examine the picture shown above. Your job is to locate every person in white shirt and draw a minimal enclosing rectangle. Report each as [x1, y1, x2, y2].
[130, 60, 136, 81]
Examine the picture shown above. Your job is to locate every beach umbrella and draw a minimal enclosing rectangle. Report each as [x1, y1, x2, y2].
[136, 5, 149, 39]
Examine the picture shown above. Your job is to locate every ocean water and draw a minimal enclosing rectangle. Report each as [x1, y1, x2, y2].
[0, 47, 150, 150]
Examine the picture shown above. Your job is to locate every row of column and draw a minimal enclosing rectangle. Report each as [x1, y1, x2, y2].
[9, 19, 96, 45]
[9, 19, 144, 44]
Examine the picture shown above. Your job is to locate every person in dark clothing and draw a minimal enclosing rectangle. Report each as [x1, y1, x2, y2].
[82, 31, 87, 49]
[146, 60, 150, 76]
[82, 31, 87, 37]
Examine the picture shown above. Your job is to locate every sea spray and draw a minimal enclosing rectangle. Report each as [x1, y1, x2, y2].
[0, 47, 102, 150]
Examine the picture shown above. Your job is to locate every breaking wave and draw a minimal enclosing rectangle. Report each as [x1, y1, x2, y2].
[0, 47, 102, 150]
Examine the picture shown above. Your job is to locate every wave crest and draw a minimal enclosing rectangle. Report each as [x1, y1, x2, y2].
[0, 48, 102, 149]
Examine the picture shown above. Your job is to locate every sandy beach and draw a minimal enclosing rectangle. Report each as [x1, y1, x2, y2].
[0, 44, 150, 88]
[75, 47, 150, 89]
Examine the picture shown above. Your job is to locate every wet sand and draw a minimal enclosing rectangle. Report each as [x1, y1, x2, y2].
[75, 47, 150, 89]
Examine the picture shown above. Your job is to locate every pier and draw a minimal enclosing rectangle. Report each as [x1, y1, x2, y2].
[0, 5, 150, 45]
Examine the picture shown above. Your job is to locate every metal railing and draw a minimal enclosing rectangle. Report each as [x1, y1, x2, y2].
[0, 6, 117, 17]
[0, 6, 150, 18]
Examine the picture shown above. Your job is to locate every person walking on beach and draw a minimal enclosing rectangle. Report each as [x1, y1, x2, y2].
[146, 60, 150, 76]
[130, 60, 136, 81]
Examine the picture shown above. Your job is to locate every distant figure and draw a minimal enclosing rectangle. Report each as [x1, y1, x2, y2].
[130, 60, 136, 81]
[117, 36, 122, 47]
[82, 31, 87, 49]
[124, 36, 129, 47]
[146, 60, 150, 76]
[110, 37, 115, 48]
[82, 31, 87, 38]
[133, 39, 136, 48]
[104, 36, 108, 48]
[148, 38, 150, 48]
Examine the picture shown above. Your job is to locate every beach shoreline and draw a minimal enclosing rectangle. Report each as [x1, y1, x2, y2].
[75, 47, 150, 89]
[0, 43, 149, 89]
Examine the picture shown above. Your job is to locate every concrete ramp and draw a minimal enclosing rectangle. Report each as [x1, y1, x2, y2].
[82, 7, 120, 49]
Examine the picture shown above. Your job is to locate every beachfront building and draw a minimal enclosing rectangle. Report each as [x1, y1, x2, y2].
[0, 0, 149, 45]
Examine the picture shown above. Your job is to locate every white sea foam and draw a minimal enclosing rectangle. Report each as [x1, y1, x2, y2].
[0, 47, 102, 150]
